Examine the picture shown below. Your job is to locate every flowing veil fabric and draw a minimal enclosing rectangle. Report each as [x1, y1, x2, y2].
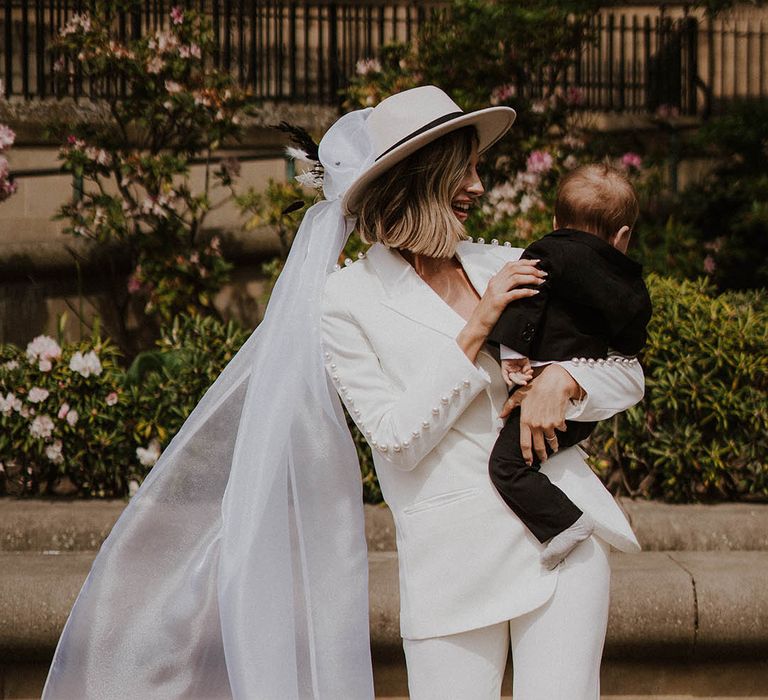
[42, 109, 377, 699]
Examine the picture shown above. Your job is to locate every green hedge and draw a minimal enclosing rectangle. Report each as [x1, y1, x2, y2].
[590, 275, 767, 502]
[2, 276, 765, 501]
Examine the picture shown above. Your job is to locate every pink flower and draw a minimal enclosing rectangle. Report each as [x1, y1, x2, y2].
[170, 6, 184, 25]
[127, 274, 142, 294]
[66, 409, 79, 426]
[106, 391, 118, 406]
[30, 414, 54, 439]
[58, 403, 70, 419]
[26, 335, 63, 364]
[621, 152, 643, 171]
[655, 104, 680, 121]
[526, 150, 553, 175]
[0, 124, 15, 151]
[490, 84, 516, 106]
[565, 87, 584, 107]
[703, 255, 716, 274]
[355, 58, 381, 76]
[28, 387, 50, 403]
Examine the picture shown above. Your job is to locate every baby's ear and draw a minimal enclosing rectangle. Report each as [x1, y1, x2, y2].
[611, 225, 631, 252]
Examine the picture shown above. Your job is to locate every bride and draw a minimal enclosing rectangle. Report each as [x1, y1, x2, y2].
[43, 85, 642, 699]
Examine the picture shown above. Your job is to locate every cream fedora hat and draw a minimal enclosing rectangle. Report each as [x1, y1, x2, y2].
[341, 85, 516, 215]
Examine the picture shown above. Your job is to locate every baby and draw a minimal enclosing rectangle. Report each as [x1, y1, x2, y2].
[487, 163, 652, 568]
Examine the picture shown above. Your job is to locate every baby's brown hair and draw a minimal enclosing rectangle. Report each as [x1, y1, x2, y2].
[554, 163, 639, 241]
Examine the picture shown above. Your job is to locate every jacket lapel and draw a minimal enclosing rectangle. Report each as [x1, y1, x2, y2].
[365, 241, 518, 339]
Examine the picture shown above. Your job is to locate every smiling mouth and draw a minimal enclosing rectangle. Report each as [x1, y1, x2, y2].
[452, 201, 471, 216]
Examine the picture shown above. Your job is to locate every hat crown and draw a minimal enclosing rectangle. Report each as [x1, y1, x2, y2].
[367, 86, 464, 159]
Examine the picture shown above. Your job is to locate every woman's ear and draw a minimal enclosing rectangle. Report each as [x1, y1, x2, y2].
[611, 225, 632, 253]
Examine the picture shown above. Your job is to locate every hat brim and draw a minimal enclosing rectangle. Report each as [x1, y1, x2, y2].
[342, 105, 516, 216]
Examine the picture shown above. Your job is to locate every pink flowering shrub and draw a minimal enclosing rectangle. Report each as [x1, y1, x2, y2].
[0, 321, 131, 496]
[0, 123, 17, 203]
[52, 3, 252, 353]
[0, 312, 249, 497]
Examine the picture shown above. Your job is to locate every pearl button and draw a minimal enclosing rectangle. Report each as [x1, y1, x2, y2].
[452, 385, 461, 395]
[379, 444, 388, 452]
[344, 258, 352, 266]
[440, 396, 449, 405]
[422, 420, 430, 429]
[571, 357, 579, 363]
[588, 358, 595, 366]
[333, 264, 340, 271]
[365, 430, 372, 437]
[357, 252, 365, 259]
[330, 363, 337, 370]
[353, 409, 360, 416]
[432, 407, 439, 415]
[504, 241, 512, 247]
[412, 430, 420, 438]
[463, 379, 471, 387]
[324, 352, 331, 360]
[477, 237, 485, 244]
[331, 374, 339, 382]
[597, 358, 605, 365]
[393, 444, 401, 452]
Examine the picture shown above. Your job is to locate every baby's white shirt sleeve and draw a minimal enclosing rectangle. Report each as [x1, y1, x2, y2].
[499, 343, 551, 367]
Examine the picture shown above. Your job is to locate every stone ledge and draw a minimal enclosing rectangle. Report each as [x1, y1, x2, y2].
[2, 550, 767, 662]
[2, 498, 767, 553]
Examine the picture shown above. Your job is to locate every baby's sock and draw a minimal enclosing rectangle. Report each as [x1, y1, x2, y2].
[540, 513, 595, 570]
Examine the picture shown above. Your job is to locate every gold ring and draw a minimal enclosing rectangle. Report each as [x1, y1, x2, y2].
[544, 434, 557, 442]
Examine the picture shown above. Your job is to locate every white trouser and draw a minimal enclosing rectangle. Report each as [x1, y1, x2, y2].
[402, 535, 611, 700]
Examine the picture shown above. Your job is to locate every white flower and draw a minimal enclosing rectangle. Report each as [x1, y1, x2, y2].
[30, 414, 54, 439]
[106, 391, 118, 406]
[69, 350, 103, 377]
[136, 438, 162, 467]
[45, 439, 64, 465]
[3, 359, 19, 370]
[563, 154, 578, 170]
[28, 387, 50, 403]
[128, 479, 140, 496]
[0, 124, 15, 151]
[355, 58, 381, 76]
[66, 409, 79, 426]
[60, 12, 91, 37]
[39, 358, 52, 372]
[0, 392, 16, 415]
[26, 335, 62, 364]
[165, 80, 182, 94]
[146, 56, 165, 74]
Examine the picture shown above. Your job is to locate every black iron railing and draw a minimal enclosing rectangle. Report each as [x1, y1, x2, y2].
[1, 1, 767, 114]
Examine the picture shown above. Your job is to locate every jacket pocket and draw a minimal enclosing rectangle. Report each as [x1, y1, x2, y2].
[402, 487, 480, 515]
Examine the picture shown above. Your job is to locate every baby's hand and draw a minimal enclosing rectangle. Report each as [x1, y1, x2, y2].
[501, 357, 534, 388]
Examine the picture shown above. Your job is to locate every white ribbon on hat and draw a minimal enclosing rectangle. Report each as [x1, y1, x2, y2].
[43, 108, 377, 700]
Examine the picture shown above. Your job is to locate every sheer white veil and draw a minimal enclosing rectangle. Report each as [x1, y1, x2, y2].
[42, 108, 377, 699]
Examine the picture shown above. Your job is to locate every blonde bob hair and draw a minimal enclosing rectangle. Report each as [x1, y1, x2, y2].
[355, 126, 478, 258]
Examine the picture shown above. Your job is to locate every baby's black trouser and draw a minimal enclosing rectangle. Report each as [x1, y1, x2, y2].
[489, 407, 596, 543]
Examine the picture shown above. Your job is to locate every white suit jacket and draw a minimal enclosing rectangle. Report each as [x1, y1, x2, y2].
[320, 240, 643, 640]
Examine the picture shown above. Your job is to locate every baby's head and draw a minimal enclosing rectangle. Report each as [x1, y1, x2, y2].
[554, 163, 639, 253]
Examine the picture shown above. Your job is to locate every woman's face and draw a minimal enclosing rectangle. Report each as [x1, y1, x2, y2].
[451, 141, 484, 224]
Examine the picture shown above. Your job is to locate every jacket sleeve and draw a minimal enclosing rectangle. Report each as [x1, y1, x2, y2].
[560, 354, 645, 422]
[320, 277, 492, 472]
[485, 242, 553, 356]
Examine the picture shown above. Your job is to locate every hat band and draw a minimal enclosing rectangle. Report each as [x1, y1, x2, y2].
[374, 111, 465, 162]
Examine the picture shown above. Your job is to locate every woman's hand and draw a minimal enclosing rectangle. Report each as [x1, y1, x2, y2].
[472, 260, 546, 334]
[457, 260, 546, 363]
[499, 364, 583, 465]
